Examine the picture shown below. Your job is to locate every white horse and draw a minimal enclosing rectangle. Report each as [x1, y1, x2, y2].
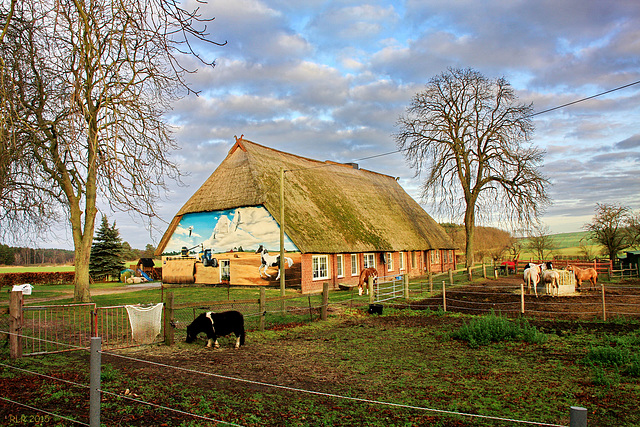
[540, 270, 559, 297]
[523, 264, 541, 297]
[525, 262, 558, 297]
[255, 245, 293, 280]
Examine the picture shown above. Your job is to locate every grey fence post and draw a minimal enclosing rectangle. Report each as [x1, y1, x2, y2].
[90, 337, 102, 427]
[570, 406, 587, 427]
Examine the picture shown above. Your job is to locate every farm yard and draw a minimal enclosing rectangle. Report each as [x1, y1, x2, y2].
[1, 274, 640, 426]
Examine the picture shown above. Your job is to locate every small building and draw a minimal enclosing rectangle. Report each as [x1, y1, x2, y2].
[155, 138, 456, 293]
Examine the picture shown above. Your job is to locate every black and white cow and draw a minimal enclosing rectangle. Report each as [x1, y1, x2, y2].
[186, 310, 245, 349]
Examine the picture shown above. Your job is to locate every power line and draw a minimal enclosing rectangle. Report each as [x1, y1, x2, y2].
[528, 79, 640, 117]
[284, 78, 640, 170]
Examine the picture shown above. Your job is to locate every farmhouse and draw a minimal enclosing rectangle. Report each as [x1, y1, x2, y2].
[155, 137, 456, 293]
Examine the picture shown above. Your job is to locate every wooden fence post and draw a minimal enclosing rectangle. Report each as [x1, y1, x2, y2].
[449, 269, 453, 286]
[601, 283, 606, 321]
[164, 292, 174, 346]
[403, 274, 409, 299]
[321, 283, 329, 321]
[482, 263, 487, 279]
[429, 272, 433, 293]
[520, 282, 525, 315]
[260, 287, 266, 331]
[467, 267, 472, 281]
[10, 290, 23, 359]
[442, 281, 447, 312]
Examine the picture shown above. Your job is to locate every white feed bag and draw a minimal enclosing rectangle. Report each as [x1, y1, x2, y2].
[125, 303, 163, 344]
[12, 284, 33, 295]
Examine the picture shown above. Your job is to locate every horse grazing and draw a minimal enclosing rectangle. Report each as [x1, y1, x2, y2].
[540, 269, 560, 297]
[255, 245, 293, 280]
[523, 264, 541, 297]
[186, 310, 245, 349]
[357, 267, 378, 296]
[567, 265, 597, 291]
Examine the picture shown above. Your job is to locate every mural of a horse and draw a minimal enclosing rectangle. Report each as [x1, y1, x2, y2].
[255, 245, 293, 280]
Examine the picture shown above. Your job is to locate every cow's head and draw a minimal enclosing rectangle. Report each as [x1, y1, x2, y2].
[185, 324, 197, 343]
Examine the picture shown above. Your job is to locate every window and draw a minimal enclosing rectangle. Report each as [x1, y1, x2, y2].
[312, 255, 329, 280]
[411, 251, 416, 268]
[363, 253, 375, 269]
[220, 259, 230, 282]
[351, 254, 358, 276]
[386, 252, 394, 272]
[336, 255, 344, 278]
[430, 250, 435, 263]
[399, 252, 405, 271]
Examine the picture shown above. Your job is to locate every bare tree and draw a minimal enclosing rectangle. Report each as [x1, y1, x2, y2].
[0, 0, 224, 301]
[396, 68, 550, 268]
[526, 225, 555, 261]
[584, 203, 634, 261]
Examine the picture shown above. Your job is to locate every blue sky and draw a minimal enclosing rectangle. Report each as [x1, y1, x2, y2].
[51, 0, 640, 249]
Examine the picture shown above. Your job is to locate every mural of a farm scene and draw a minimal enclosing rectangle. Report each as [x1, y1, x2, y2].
[161, 207, 301, 286]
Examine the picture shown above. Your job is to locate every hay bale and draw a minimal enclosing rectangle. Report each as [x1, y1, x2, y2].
[162, 258, 196, 284]
[194, 262, 220, 284]
[556, 270, 576, 295]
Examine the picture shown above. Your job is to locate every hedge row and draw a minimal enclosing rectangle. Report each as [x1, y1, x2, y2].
[0, 271, 75, 288]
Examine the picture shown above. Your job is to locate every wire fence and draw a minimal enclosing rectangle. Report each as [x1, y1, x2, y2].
[0, 331, 581, 427]
[2, 270, 638, 425]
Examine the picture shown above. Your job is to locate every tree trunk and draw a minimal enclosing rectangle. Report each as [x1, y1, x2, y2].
[74, 244, 92, 302]
[464, 205, 476, 269]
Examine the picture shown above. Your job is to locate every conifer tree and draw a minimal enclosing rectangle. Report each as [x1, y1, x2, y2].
[90, 216, 125, 281]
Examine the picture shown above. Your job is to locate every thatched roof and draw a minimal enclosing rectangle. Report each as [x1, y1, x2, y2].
[156, 138, 455, 254]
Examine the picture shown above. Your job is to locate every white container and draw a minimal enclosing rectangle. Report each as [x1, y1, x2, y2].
[11, 283, 33, 295]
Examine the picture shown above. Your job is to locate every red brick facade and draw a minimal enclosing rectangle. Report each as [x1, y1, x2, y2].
[300, 249, 456, 294]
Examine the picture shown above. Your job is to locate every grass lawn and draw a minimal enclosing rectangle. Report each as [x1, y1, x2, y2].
[1, 308, 638, 426]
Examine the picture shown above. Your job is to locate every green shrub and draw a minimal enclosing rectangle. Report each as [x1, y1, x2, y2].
[451, 311, 547, 348]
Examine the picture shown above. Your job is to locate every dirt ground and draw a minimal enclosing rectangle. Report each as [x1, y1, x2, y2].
[2, 276, 639, 426]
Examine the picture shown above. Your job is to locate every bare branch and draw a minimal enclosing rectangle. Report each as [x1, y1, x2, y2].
[395, 68, 550, 267]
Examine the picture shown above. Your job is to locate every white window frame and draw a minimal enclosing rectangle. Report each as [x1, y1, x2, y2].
[351, 254, 358, 276]
[220, 259, 230, 282]
[386, 252, 394, 272]
[336, 254, 344, 278]
[363, 253, 375, 269]
[312, 255, 329, 280]
[399, 252, 405, 271]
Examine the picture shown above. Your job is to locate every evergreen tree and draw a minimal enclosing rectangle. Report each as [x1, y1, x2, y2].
[90, 216, 125, 281]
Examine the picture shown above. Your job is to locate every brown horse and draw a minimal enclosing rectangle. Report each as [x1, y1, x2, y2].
[357, 268, 378, 296]
[567, 265, 598, 291]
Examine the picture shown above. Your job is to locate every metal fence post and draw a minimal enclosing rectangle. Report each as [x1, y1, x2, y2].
[570, 406, 587, 427]
[9, 291, 23, 359]
[90, 337, 102, 427]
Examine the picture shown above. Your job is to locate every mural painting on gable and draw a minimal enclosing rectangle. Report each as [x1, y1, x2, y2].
[163, 206, 301, 286]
